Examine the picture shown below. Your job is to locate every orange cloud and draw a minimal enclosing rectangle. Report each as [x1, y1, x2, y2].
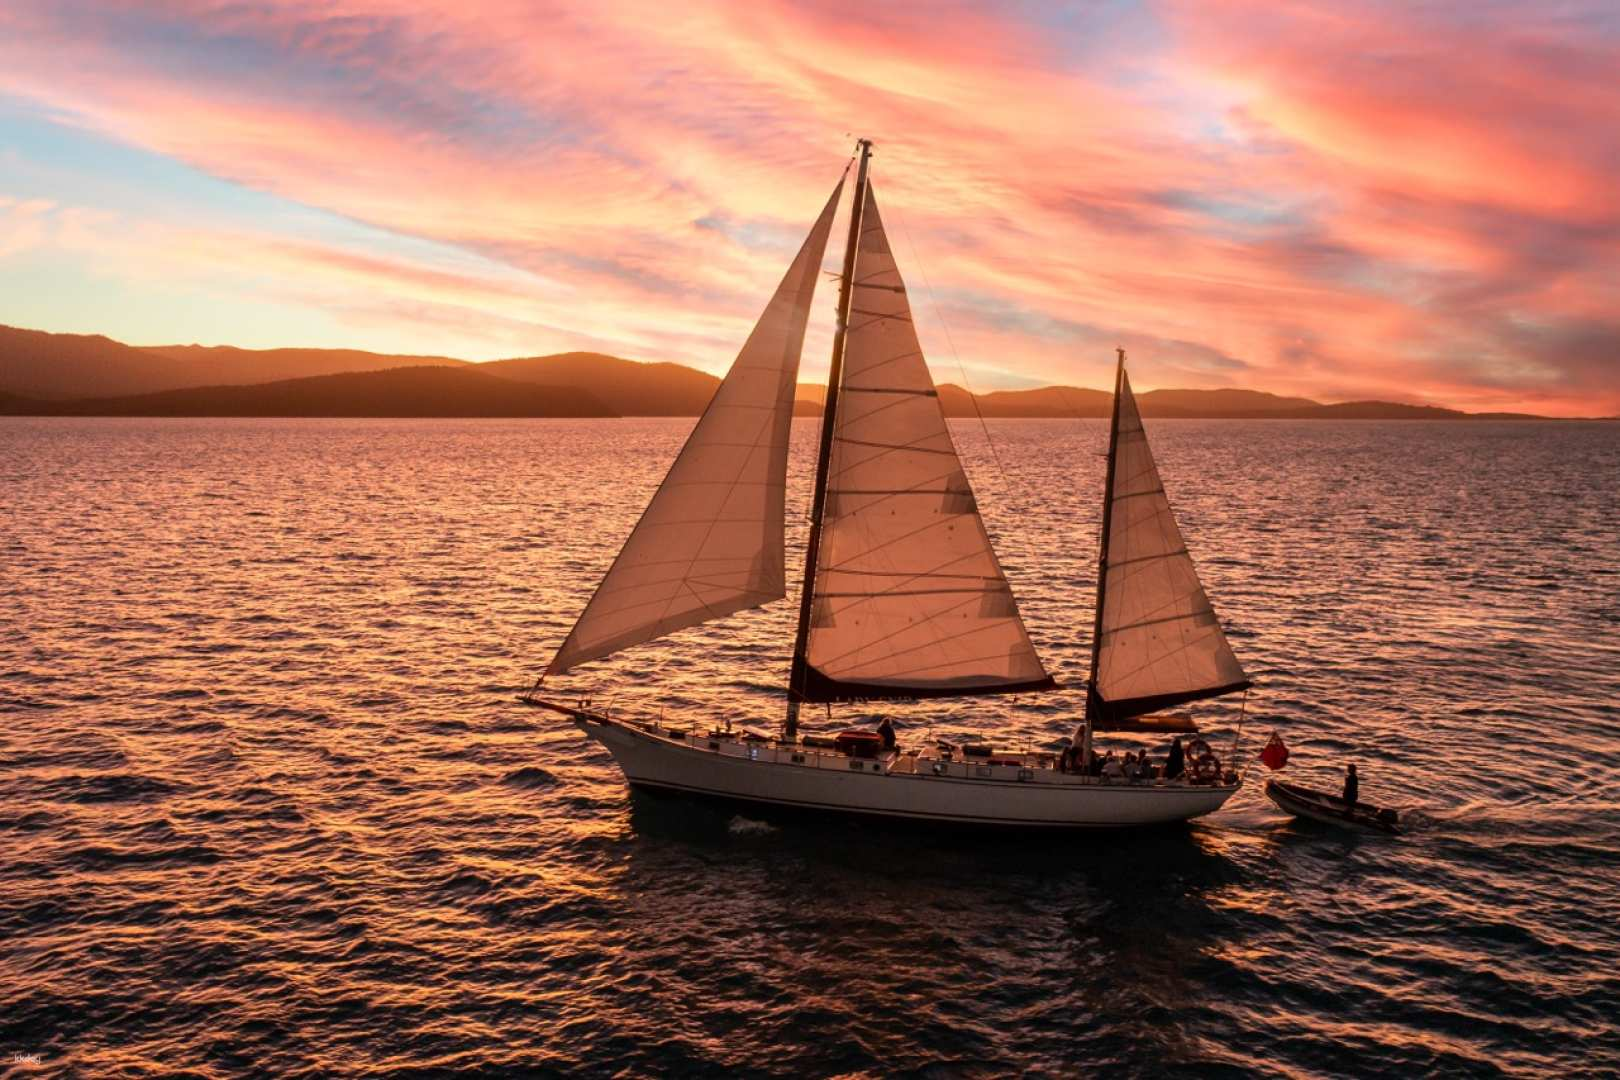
[0, 0, 1614, 414]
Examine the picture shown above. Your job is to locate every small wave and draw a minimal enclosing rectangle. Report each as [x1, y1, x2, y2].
[728, 815, 777, 836]
[46, 773, 178, 804]
[1399, 808, 1442, 831]
[172, 718, 228, 734]
[73, 843, 221, 868]
[437, 869, 496, 896]
[502, 766, 559, 789]
[0, 810, 56, 833]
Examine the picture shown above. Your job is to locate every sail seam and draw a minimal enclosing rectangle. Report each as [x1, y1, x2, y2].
[1107, 547, 1189, 569]
[833, 436, 955, 455]
[822, 568, 995, 581]
[842, 386, 937, 396]
[1100, 606, 1215, 637]
[816, 586, 1006, 598]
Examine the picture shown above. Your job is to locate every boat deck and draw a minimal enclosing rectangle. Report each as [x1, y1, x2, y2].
[576, 707, 1232, 790]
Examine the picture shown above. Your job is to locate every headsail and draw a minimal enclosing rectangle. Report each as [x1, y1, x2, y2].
[792, 183, 1054, 702]
[1088, 366, 1249, 726]
[545, 179, 844, 677]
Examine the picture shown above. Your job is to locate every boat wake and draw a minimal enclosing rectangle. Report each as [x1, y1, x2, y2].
[1393, 797, 1620, 838]
[727, 815, 778, 837]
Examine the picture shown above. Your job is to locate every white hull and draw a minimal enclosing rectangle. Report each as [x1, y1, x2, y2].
[558, 706, 1239, 830]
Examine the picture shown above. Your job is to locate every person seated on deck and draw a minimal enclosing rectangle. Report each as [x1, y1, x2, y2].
[1057, 745, 1074, 774]
[1134, 753, 1156, 781]
[1165, 737, 1186, 781]
[876, 716, 896, 752]
[1101, 753, 1124, 781]
[1343, 763, 1359, 807]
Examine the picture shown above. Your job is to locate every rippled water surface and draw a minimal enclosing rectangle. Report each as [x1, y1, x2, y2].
[4, 417, 1619, 1078]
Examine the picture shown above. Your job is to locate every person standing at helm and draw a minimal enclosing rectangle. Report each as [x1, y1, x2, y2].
[1165, 737, 1186, 780]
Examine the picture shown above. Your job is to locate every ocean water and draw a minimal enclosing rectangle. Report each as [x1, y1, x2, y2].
[2, 416, 1618, 1078]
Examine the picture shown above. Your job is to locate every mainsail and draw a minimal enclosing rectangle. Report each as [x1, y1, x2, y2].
[792, 183, 1054, 702]
[1088, 364, 1249, 726]
[545, 179, 844, 676]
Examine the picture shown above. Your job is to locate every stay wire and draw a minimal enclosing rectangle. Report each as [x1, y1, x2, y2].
[884, 195, 1016, 493]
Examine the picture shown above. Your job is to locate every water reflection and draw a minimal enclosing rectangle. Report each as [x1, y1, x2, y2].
[4, 417, 1617, 1076]
[607, 792, 1259, 1071]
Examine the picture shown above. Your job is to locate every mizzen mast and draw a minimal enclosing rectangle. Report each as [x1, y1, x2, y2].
[785, 138, 873, 741]
[1079, 347, 1127, 760]
[1084, 348, 1250, 735]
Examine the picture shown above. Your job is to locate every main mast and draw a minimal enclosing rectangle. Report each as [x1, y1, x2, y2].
[1079, 347, 1127, 760]
[784, 138, 873, 741]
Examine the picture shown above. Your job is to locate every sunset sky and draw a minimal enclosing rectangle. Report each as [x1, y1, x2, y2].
[1, 1, 1615, 415]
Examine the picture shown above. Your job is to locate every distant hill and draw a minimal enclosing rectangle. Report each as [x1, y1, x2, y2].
[0, 325, 204, 398]
[796, 383, 1111, 417]
[0, 323, 1577, 420]
[941, 384, 1111, 417]
[0, 326, 708, 414]
[1139, 387, 1321, 416]
[478, 352, 719, 416]
[1267, 400, 1537, 420]
[0, 366, 614, 418]
[799, 382, 1356, 419]
[794, 383, 1504, 420]
[147, 343, 467, 385]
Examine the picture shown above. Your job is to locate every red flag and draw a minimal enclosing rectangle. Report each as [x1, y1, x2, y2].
[1260, 732, 1289, 771]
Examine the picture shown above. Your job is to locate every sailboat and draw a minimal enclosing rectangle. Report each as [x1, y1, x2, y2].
[522, 141, 1251, 829]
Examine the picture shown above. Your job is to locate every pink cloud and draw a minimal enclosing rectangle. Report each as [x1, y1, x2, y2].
[0, 0, 1614, 414]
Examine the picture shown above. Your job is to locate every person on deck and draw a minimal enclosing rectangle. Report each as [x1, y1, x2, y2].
[1135, 753, 1156, 781]
[1102, 753, 1124, 781]
[1343, 763, 1359, 806]
[1166, 737, 1186, 780]
[876, 716, 896, 752]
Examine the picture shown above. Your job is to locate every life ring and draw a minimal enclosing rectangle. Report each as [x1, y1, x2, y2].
[1186, 738, 1220, 782]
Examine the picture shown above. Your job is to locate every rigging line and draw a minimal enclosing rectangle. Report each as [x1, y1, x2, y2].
[886, 194, 1015, 494]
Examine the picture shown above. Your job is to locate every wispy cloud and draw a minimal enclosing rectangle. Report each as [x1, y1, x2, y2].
[0, 0, 1614, 413]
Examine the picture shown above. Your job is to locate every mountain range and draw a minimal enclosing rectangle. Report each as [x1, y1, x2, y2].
[0, 323, 1565, 420]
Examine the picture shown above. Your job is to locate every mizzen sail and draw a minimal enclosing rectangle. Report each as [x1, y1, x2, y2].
[793, 183, 1053, 702]
[1088, 368, 1249, 725]
[545, 179, 844, 677]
